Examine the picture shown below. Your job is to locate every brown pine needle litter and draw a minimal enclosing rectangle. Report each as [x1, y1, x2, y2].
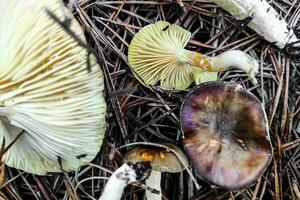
[1, 0, 300, 199]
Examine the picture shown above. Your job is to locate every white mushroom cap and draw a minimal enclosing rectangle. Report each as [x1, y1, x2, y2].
[0, 0, 106, 175]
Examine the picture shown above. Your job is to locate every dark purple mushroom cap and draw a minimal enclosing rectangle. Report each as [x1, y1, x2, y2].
[180, 82, 272, 190]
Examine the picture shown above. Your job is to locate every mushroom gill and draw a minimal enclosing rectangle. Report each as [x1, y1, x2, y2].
[0, 0, 106, 175]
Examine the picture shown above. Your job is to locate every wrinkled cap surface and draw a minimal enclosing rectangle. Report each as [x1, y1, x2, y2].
[0, 0, 106, 175]
[128, 21, 195, 91]
[181, 82, 272, 189]
[123, 143, 188, 173]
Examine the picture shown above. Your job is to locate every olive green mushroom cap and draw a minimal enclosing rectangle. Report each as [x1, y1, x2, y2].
[128, 21, 197, 91]
[124, 143, 188, 173]
[181, 82, 272, 190]
[0, 0, 106, 175]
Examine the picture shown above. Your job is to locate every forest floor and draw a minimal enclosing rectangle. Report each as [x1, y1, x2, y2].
[1, 0, 300, 199]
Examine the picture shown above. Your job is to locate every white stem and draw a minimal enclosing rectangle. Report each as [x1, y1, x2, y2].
[99, 163, 138, 200]
[210, 0, 299, 49]
[209, 50, 258, 84]
[146, 171, 161, 200]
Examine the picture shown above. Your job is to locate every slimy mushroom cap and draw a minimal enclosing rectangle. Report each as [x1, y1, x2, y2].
[181, 81, 272, 189]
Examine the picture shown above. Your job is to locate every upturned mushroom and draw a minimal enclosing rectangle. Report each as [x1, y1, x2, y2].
[180, 81, 272, 189]
[124, 143, 189, 200]
[0, 0, 106, 175]
[128, 21, 258, 91]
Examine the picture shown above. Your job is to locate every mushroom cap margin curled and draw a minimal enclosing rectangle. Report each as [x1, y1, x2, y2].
[180, 81, 272, 190]
[0, 0, 106, 175]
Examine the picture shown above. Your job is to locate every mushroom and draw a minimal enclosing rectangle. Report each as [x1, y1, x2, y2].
[99, 162, 151, 200]
[180, 81, 272, 190]
[124, 143, 189, 200]
[209, 0, 299, 50]
[128, 21, 258, 91]
[0, 0, 106, 174]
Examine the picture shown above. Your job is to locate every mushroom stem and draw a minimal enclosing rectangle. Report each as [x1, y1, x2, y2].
[145, 170, 162, 200]
[210, 0, 299, 49]
[185, 50, 258, 84]
[99, 163, 137, 200]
